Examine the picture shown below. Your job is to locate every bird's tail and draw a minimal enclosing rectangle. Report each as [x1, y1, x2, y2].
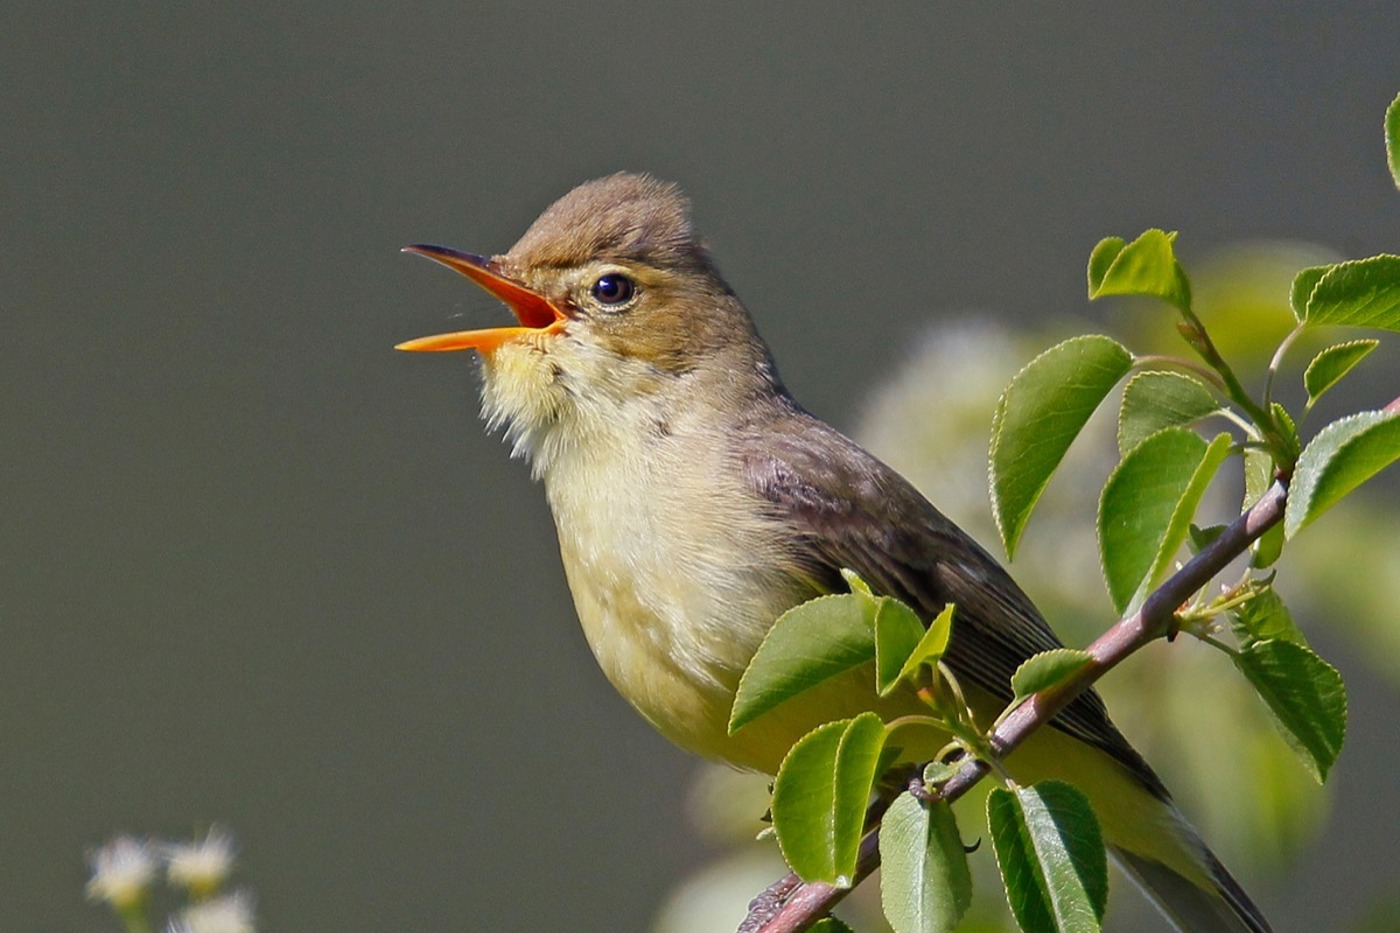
[1110, 826, 1272, 933]
[1007, 725, 1272, 932]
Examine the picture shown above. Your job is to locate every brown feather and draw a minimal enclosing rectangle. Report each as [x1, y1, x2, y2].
[736, 400, 1168, 798]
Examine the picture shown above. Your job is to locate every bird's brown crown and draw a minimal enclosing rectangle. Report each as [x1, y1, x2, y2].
[504, 173, 705, 273]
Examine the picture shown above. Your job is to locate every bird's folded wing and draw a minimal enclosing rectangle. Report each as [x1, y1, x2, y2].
[739, 409, 1164, 796]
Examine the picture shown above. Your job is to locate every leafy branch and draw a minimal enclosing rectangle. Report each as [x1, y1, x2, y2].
[738, 480, 1290, 933]
[734, 91, 1400, 933]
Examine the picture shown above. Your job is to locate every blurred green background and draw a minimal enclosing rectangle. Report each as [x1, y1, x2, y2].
[3, 4, 1398, 931]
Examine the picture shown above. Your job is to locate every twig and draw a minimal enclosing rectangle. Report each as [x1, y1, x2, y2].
[738, 782, 902, 933]
[740, 481, 1290, 933]
[1130, 354, 1230, 394]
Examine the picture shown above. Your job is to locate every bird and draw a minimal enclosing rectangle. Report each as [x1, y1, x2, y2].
[396, 173, 1271, 932]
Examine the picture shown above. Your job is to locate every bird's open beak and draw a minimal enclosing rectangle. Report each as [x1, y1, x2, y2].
[396, 245, 568, 353]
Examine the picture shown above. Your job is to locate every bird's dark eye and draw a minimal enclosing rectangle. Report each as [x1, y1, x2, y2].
[591, 273, 635, 307]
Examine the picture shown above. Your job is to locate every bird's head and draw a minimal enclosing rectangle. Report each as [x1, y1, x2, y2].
[399, 174, 780, 465]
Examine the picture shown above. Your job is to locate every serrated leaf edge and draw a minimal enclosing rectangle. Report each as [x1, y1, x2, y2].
[1302, 339, 1380, 405]
[1285, 409, 1400, 538]
[729, 593, 873, 733]
[990, 335, 1132, 558]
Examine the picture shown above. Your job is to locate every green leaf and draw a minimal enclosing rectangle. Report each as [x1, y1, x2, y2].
[772, 721, 845, 882]
[1270, 402, 1302, 464]
[991, 336, 1133, 557]
[1387, 91, 1400, 190]
[772, 713, 888, 885]
[1229, 589, 1305, 650]
[988, 782, 1108, 933]
[1011, 650, 1094, 702]
[1085, 237, 1125, 297]
[1242, 444, 1283, 565]
[1290, 265, 1332, 321]
[810, 919, 858, 933]
[1234, 640, 1347, 782]
[881, 791, 974, 933]
[1303, 339, 1380, 408]
[1086, 229, 1191, 312]
[1117, 371, 1222, 455]
[842, 567, 875, 598]
[1098, 429, 1229, 614]
[922, 760, 959, 787]
[730, 594, 876, 733]
[1243, 446, 1274, 509]
[1150, 432, 1232, 591]
[891, 604, 956, 693]
[1298, 255, 1400, 331]
[1187, 522, 1227, 553]
[832, 714, 889, 883]
[876, 597, 929, 696]
[1251, 521, 1285, 569]
[1285, 411, 1400, 538]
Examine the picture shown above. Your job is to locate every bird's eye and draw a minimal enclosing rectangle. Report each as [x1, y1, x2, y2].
[591, 273, 635, 307]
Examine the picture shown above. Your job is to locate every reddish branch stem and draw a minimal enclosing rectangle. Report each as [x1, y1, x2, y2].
[740, 481, 1291, 933]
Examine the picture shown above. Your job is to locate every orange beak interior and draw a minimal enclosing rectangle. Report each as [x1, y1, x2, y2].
[396, 245, 567, 353]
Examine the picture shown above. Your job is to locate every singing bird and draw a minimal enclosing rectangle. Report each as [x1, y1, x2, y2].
[398, 173, 1270, 932]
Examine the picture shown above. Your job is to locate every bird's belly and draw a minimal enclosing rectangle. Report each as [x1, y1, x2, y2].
[557, 546, 774, 767]
[557, 542, 948, 772]
[553, 508, 1183, 860]
[541, 429, 830, 769]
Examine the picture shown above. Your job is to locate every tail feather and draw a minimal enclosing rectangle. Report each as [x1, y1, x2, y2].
[1111, 844, 1272, 933]
[1006, 715, 1272, 931]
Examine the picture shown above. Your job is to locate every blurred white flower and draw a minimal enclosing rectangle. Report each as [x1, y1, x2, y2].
[168, 889, 256, 933]
[86, 835, 158, 910]
[165, 826, 236, 896]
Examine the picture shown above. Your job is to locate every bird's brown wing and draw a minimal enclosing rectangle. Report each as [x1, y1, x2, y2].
[739, 409, 1164, 796]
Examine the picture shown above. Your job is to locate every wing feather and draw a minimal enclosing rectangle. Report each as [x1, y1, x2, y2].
[738, 408, 1164, 796]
